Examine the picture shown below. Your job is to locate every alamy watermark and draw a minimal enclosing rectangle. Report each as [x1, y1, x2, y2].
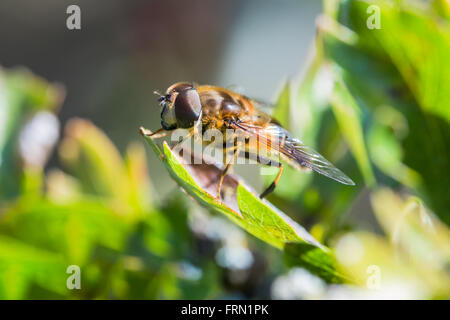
[66, 5, 81, 30]
[366, 265, 381, 290]
[66, 265, 81, 290]
[165, 128, 284, 176]
[366, 5, 381, 30]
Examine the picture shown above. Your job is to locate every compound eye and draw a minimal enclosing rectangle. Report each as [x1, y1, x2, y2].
[174, 88, 202, 128]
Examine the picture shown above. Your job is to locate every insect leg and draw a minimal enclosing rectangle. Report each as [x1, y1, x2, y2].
[239, 151, 284, 199]
[143, 127, 168, 139]
[215, 143, 242, 201]
[260, 163, 284, 199]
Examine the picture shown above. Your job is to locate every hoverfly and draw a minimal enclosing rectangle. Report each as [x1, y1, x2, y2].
[147, 82, 355, 201]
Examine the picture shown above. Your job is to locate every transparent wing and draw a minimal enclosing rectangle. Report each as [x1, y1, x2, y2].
[224, 85, 276, 113]
[282, 134, 355, 185]
[231, 120, 355, 186]
[247, 97, 276, 114]
[225, 84, 246, 95]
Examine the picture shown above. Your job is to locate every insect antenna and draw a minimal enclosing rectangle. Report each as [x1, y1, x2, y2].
[153, 90, 165, 103]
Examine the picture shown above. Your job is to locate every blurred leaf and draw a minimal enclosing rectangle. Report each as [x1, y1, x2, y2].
[0, 199, 131, 266]
[46, 169, 83, 203]
[371, 188, 450, 280]
[330, 78, 375, 187]
[0, 67, 63, 199]
[59, 119, 128, 199]
[124, 142, 154, 212]
[349, 0, 450, 123]
[59, 119, 153, 222]
[272, 80, 291, 129]
[334, 231, 435, 298]
[0, 234, 66, 299]
[367, 123, 421, 188]
[433, 0, 450, 20]
[330, 189, 450, 298]
[319, 3, 450, 224]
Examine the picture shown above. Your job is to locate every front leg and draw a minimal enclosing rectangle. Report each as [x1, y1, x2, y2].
[140, 127, 168, 139]
[215, 143, 242, 202]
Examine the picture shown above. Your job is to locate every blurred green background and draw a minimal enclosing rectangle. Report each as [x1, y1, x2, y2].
[0, 0, 449, 299]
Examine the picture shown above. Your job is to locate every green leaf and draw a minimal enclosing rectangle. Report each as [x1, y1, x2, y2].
[140, 128, 343, 281]
[371, 188, 450, 269]
[330, 78, 376, 187]
[283, 242, 350, 284]
[236, 185, 316, 248]
[272, 80, 291, 130]
[0, 68, 63, 199]
[320, 2, 450, 224]
[349, 0, 450, 124]
[59, 119, 129, 200]
[0, 199, 131, 266]
[367, 122, 421, 188]
[0, 234, 67, 299]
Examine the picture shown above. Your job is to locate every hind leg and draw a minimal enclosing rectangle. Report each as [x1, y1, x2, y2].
[215, 143, 242, 201]
[259, 162, 284, 199]
[239, 151, 284, 199]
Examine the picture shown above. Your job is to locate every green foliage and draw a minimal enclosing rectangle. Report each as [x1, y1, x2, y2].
[272, 80, 291, 129]
[0, 94, 221, 298]
[320, 0, 450, 224]
[331, 79, 375, 187]
[0, 68, 63, 199]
